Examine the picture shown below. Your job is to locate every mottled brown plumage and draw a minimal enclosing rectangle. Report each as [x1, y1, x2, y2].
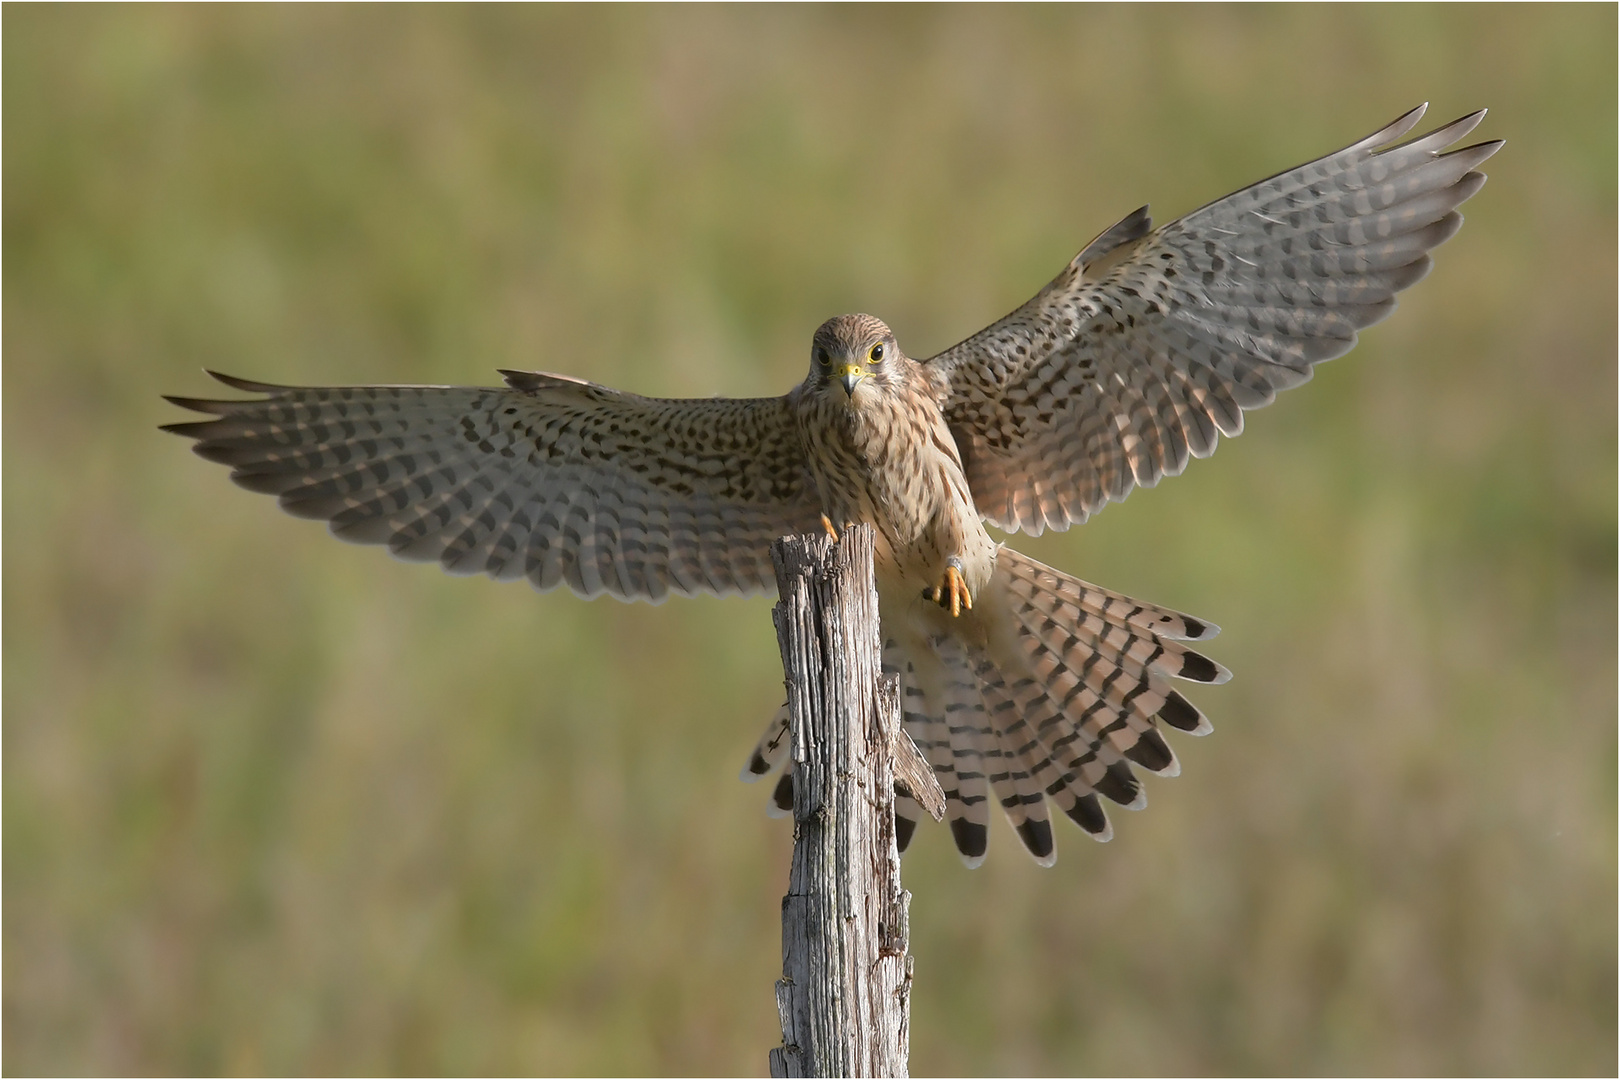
[166, 104, 1499, 865]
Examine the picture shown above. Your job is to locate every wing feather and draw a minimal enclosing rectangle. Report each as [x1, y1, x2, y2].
[163, 371, 825, 601]
[927, 105, 1501, 534]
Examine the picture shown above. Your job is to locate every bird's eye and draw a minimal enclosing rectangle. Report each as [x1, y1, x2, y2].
[816, 347, 830, 366]
[869, 343, 884, 364]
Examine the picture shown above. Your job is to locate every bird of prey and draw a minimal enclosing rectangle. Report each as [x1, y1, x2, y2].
[165, 104, 1499, 867]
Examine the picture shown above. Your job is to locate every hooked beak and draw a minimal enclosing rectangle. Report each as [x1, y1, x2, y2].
[833, 364, 866, 399]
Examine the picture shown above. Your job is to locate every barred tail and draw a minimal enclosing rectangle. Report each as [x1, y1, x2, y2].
[964, 547, 1228, 860]
[742, 545, 1229, 866]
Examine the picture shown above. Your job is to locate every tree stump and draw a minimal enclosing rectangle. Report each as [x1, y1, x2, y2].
[766, 526, 943, 1079]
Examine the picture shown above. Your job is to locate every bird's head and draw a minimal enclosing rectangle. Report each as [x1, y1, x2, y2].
[807, 314, 905, 406]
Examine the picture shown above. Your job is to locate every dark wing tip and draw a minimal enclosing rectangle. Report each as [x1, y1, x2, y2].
[499, 369, 599, 393]
[161, 394, 235, 416]
[158, 419, 220, 439]
[1355, 102, 1430, 151]
[499, 369, 546, 391]
[1459, 137, 1506, 165]
[1078, 204, 1154, 268]
[163, 373, 285, 433]
[204, 370, 289, 393]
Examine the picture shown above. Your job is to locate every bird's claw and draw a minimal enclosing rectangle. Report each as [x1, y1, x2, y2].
[820, 514, 857, 542]
[927, 562, 973, 618]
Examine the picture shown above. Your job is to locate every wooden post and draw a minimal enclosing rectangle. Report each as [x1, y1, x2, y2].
[766, 526, 943, 1079]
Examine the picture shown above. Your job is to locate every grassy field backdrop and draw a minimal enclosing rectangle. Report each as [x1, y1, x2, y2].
[6, 5, 1615, 1075]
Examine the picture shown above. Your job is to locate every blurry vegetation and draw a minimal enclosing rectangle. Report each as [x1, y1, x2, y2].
[5, 5, 1614, 1075]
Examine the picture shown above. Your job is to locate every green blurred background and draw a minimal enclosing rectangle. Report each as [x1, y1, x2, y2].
[6, 5, 1614, 1075]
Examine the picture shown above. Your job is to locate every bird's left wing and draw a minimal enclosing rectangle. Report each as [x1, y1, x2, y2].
[925, 104, 1502, 535]
[163, 370, 825, 601]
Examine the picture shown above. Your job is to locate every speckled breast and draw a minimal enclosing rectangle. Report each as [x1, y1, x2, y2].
[794, 384, 993, 596]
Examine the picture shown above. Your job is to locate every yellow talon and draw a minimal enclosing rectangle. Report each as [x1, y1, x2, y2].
[930, 563, 972, 617]
[820, 514, 840, 541]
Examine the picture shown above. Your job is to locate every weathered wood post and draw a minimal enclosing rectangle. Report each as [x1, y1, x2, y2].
[767, 526, 945, 1079]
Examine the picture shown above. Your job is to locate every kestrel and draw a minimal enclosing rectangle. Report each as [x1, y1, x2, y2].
[165, 104, 1499, 866]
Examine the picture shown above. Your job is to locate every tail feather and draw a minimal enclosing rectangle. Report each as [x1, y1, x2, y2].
[955, 546, 1219, 858]
[1002, 553, 1220, 642]
[1014, 617, 1166, 761]
[889, 643, 926, 852]
[1159, 688, 1215, 736]
[740, 701, 791, 781]
[769, 772, 794, 817]
[740, 545, 1224, 866]
[1003, 558, 1229, 682]
[1014, 585, 1230, 686]
[1003, 568, 1221, 756]
[976, 661, 1125, 842]
[1124, 726, 1180, 776]
[1018, 667, 1148, 810]
[896, 643, 990, 866]
[942, 635, 1055, 866]
[968, 652, 1062, 864]
[894, 793, 921, 853]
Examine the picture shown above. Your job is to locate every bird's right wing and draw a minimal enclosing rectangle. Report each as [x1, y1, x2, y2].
[163, 370, 826, 602]
[925, 104, 1502, 535]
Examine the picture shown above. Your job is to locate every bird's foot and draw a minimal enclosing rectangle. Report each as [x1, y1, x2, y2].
[820, 515, 857, 542]
[926, 558, 973, 617]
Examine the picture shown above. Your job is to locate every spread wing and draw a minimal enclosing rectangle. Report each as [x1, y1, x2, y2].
[927, 104, 1503, 535]
[163, 370, 825, 601]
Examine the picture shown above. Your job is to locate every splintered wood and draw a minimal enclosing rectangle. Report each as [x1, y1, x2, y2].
[767, 526, 942, 1079]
